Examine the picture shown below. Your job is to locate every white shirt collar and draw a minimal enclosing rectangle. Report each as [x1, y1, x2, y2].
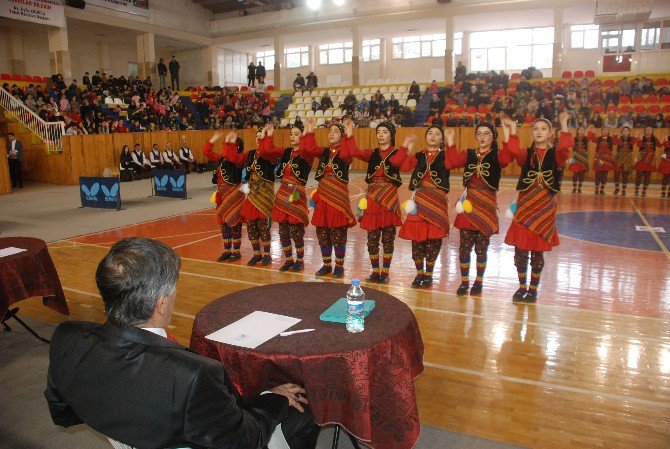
[141, 327, 167, 338]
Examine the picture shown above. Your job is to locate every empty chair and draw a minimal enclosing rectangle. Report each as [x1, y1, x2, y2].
[383, 78, 393, 84]
[356, 94, 363, 101]
[561, 71, 572, 78]
[280, 118, 290, 127]
[365, 93, 373, 100]
[397, 85, 407, 93]
[398, 99, 407, 106]
[406, 99, 417, 108]
[389, 86, 398, 93]
[573, 70, 584, 78]
[287, 111, 297, 119]
[305, 110, 315, 118]
[361, 87, 370, 94]
[379, 87, 389, 94]
[584, 69, 595, 77]
[287, 104, 297, 111]
[333, 108, 343, 117]
[316, 117, 326, 127]
[335, 89, 344, 95]
[353, 88, 361, 94]
[314, 109, 324, 117]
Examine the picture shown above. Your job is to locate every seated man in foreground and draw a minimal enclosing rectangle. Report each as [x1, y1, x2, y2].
[45, 237, 320, 449]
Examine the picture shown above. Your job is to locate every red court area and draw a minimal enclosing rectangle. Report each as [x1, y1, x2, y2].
[70, 177, 670, 319]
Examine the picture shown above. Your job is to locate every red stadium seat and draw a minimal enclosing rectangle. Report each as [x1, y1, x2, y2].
[494, 89, 505, 96]
[603, 80, 615, 87]
[648, 105, 661, 114]
[561, 71, 572, 78]
[663, 105, 670, 113]
[447, 99, 457, 105]
[0, 73, 11, 80]
[11, 74, 22, 81]
[22, 75, 32, 82]
[267, 85, 274, 90]
[592, 104, 603, 113]
[646, 95, 659, 103]
[632, 96, 644, 104]
[240, 86, 248, 91]
[525, 114, 536, 123]
[606, 105, 617, 112]
[619, 95, 631, 103]
[478, 105, 488, 114]
[584, 70, 595, 77]
[32, 75, 42, 82]
[619, 105, 632, 113]
[454, 106, 465, 113]
[507, 89, 516, 95]
[508, 81, 517, 89]
[661, 95, 670, 102]
[633, 105, 646, 114]
[573, 70, 584, 78]
[42, 76, 50, 83]
[655, 78, 668, 86]
[466, 105, 476, 113]
[510, 73, 521, 79]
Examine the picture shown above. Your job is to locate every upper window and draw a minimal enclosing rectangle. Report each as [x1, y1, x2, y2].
[285, 47, 309, 68]
[319, 42, 353, 65]
[362, 39, 381, 61]
[470, 27, 554, 71]
[571, 24, 599, 49]
[392, 34, 446, 59]
[256, 51, 275, 69]
[454, 32, 463, 56]
[641, 22, 661, 50]
[601, 27, 636, 53]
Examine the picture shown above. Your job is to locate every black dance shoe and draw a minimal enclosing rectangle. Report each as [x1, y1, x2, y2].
[315, 266, 332, 276]
[247, 255, 262, 266]
[512, 289, 527, 303]
[470, 284, 483, 296]
[216, 252, 231, 262]
[291, 261, 304, 272]
[456, 284, 469, 296]
[278, 260, 294, 272]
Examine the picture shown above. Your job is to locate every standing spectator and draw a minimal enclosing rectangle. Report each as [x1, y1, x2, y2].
[428, 80, 439, 95]
[408, 81, 421, 102]
[256, 62, 266, 84]
[157, 58, 168, 90]
[247, 61, 256, 87]
[83, 72, 92, 90]
[306, 72, 318, 92]
[169, 56, 180, 91]
[6, 132, 23, 189]
[92, 71, 102, 86]
[455, 61, 467, 83]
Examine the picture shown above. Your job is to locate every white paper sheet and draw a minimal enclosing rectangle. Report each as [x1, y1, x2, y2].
[0, 247, 27, 258]
[205, 311, 301, 349]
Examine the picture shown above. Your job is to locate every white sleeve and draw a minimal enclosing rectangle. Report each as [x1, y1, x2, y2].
[131, 152, 141, 164]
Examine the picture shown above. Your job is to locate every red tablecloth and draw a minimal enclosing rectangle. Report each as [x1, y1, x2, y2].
[0, 237, 69, 316]
[190, 282, 424, 449]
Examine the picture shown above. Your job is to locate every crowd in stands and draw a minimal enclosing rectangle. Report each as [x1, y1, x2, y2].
[3, 69, 279, 135]
[426, 66, 670, 129]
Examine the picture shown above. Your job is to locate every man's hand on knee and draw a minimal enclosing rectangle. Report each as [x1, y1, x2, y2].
[271, 383, 308, 413]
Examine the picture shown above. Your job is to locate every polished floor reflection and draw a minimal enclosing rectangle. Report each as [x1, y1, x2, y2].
[18, 176, 670, 449]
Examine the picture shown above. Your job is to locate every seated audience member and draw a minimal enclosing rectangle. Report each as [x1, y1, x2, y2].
[293, 73, 306, 92]
[320, 93, 334, 111]
[311, 97, 321, 113]
[162, 143, 181, 170]
[306, 72, 318, 92]
[178, 140, 195, 173]
[131, 143, 153, 178]
[149, 143, 163, 169]
[408, 81, 421, 101]
[119, 145, 133, 182]
[45, 237, 320, 449]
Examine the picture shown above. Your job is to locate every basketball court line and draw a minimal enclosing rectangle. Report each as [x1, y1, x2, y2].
[422, 362, 670, 410]
[59, 286, 669, 409]
[171, 233, 221, 249]
[628, 199, 670, 260]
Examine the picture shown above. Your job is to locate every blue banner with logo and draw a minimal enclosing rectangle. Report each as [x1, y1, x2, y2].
[79, 177, 121, 210]
[153, 169, 187, 199]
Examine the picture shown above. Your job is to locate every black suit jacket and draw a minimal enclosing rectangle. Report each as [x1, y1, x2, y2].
[7, 139, 23, 162]
[45, 321, 289, 449]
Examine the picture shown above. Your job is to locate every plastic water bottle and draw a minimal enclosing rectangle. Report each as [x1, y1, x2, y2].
[346, 279, 365, 333]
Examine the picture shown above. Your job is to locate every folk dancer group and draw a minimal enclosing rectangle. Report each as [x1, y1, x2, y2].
[205, 111, 652, 304]
[568, 125, 668, 196]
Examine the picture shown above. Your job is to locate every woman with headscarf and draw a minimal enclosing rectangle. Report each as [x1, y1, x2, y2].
[633, 126, 661, 196]
[503, 112, 573, 303]
[399, 125, 455, 288]
[300, 119, 357, 278]
[568, 126, 589, 194]
[204, 130, 247, 262]
[261, 122, 320, 272]
[588, 125, 616, 195]
[240, 127, 282, 266]
[348, 121, 416, 283]
[447, 123, 513, 296]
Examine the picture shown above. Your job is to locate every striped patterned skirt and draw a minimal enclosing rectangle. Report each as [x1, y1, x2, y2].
[614, 149, 633, 173]
[359, 177, 402, 231]
[272, 180, 309, 226]
[399, 186, 449, 242]
[504, 183, 559, 251]
[311, 173, 356, 228]
[455, 177, 498, 237]
[216, 184, 245, 227]
[240, 173, 275, 221]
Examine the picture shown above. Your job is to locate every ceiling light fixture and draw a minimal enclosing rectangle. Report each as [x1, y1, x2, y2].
[333, 0, 345, 5]
[306, 0, 321, 10]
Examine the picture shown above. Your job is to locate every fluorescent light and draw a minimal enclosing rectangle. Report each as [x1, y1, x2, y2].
[333, 0, 345, 5]
[306, 0, 321, 10]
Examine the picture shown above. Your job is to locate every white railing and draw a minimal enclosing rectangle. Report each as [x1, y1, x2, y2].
[0, 86, 65, 154]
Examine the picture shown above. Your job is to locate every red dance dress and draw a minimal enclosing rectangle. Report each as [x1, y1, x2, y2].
[239, 142, 283, 222]
[633, 136, 660, 172]
[504, 133, 573, 252]
[203, 140, 246, 226]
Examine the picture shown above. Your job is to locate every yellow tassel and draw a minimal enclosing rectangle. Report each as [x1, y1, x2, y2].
[462, 199, 473, 213]
[209, 191, 217, 204]
[358, 197, 368, 211]
[310, 189, 317, 198]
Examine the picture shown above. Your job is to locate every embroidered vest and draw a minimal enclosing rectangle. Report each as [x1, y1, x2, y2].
[516, 146, 561, 194]
[276, 148, 311, 185]
[244, 150, 275, 183]
[314, 148, 350, 182]
[365, 148, 402, 187]
[217, 158, 242, 185]
[462, 148, 501, 190]
[408, 150, 450, 192]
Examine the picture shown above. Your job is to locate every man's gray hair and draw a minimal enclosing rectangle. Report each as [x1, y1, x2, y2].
[96, 237, 181, 326]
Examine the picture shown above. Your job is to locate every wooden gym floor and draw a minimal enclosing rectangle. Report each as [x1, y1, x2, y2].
[16, 176, 670, 449]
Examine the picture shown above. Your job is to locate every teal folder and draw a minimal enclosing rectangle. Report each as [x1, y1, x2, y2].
[319, 298, 376, 323]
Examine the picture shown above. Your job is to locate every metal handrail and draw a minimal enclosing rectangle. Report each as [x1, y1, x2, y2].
[0, 86, 65, 154]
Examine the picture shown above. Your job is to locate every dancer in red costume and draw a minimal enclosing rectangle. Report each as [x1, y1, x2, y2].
[503, 111, 573, 303]
[203, 131, 247, 262]
[448, 122, 513, 296]
[261, 122, 320, 272]
[633, 126, 661, 196]
[588, 125, 616, 195]
[399, 125, 453, 289]
[612, 126, 635, 196]
[300, 119, 357, 278]
[567, 126, 588, 194]
[349, 121, 415, 283]
[659, 137, 670, 198]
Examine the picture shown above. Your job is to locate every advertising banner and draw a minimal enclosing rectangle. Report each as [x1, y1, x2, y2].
[1, 0, 65, 28]
[153, 169, 187, 199]
[86, 0, 150, 17]
[79, 177, 121, 210]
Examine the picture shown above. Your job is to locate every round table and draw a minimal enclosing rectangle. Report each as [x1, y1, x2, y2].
[190, 282, 424, 449]
[0, 237, 69, 317]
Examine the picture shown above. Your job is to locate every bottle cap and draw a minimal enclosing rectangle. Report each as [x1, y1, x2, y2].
[351, 279, 361, 286]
